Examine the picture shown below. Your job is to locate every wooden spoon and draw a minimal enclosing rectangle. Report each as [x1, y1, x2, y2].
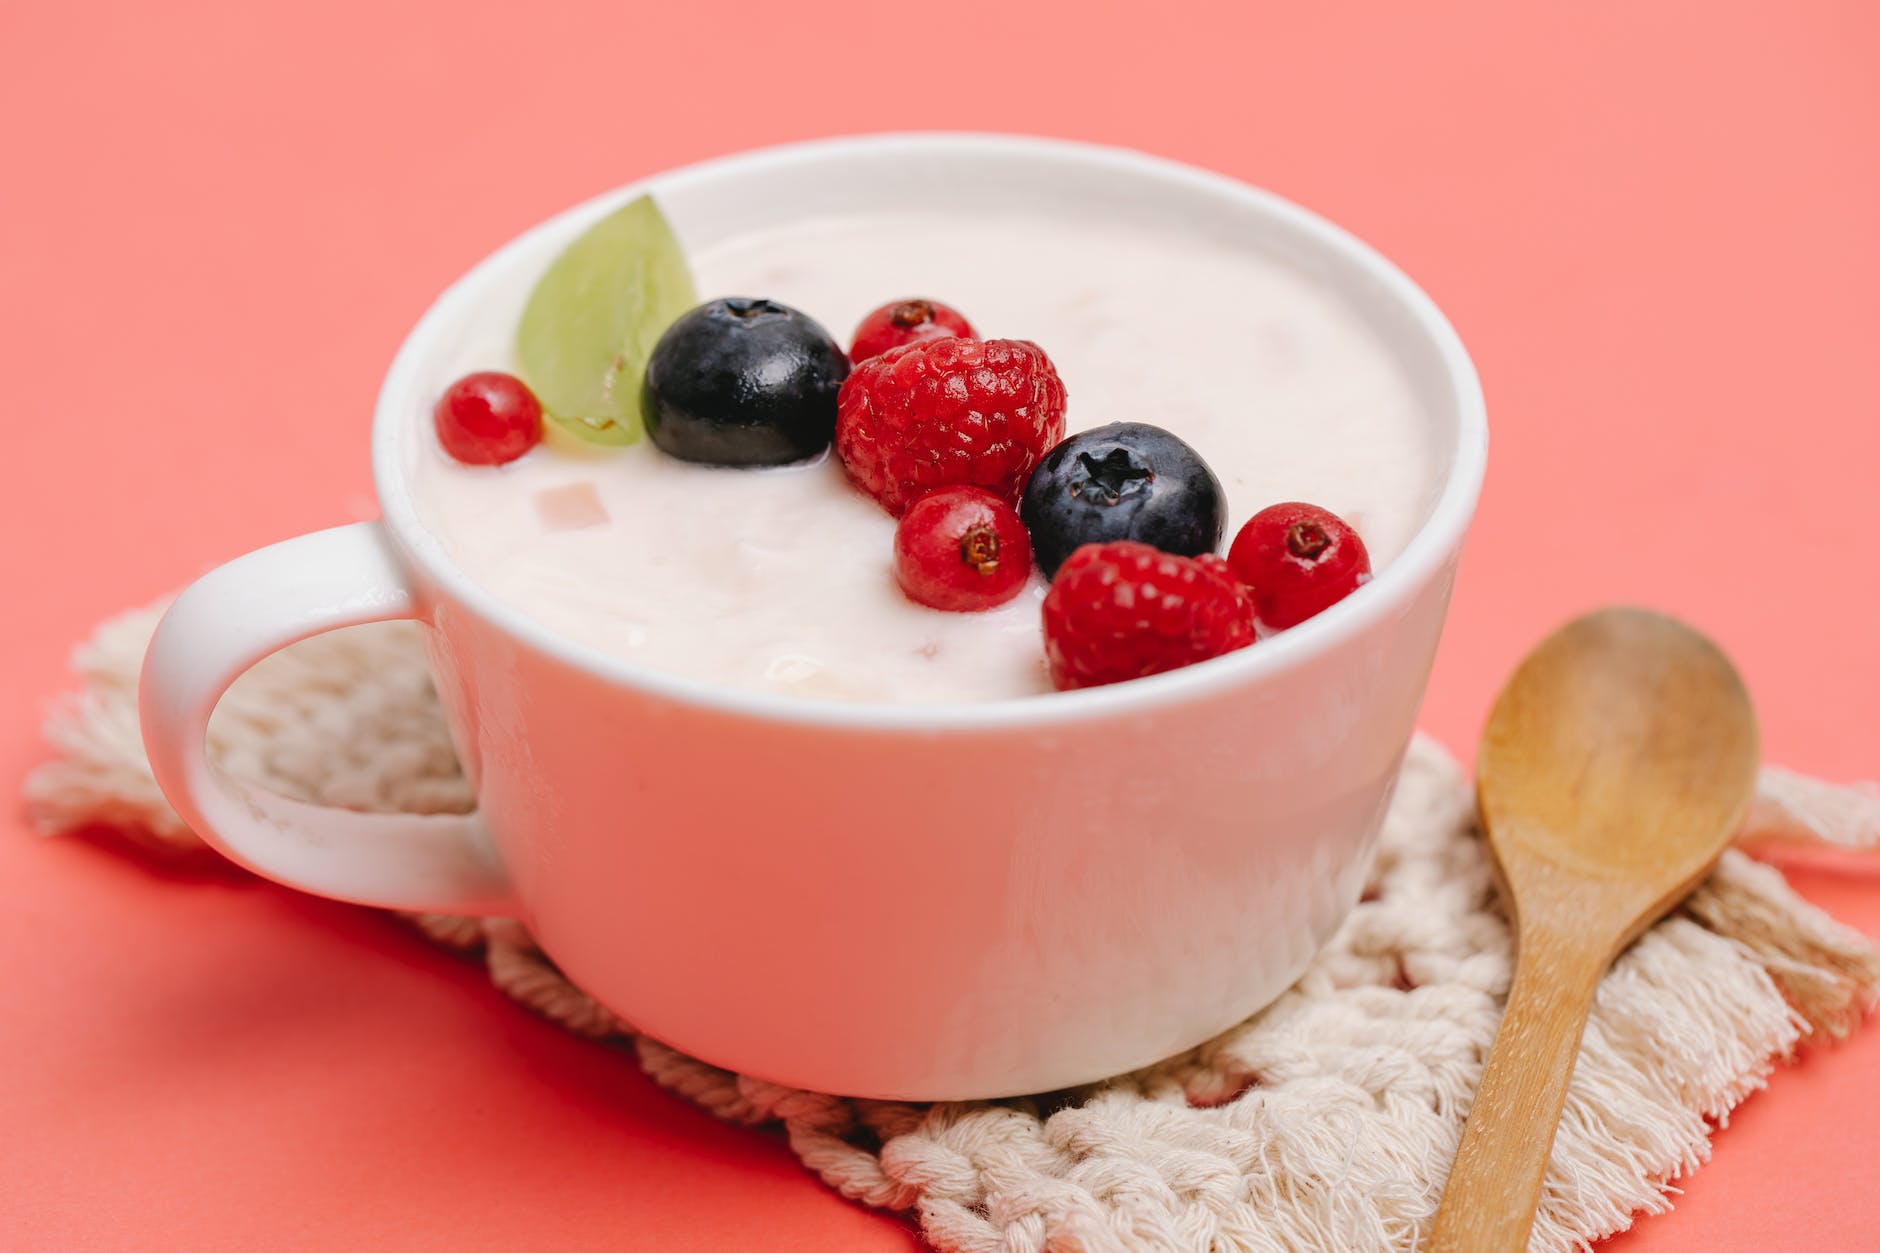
[1427, 607, 1760, 1252]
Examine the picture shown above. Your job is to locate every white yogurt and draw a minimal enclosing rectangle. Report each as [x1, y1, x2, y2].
[413, 208, 1438, 702]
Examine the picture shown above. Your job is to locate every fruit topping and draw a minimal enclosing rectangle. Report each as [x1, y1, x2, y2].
[1019, 421, 1225, 579]
[532, 481, 610, 531]
[1226, 501, 1372, 631]
[433, 371, 543, 466]
[850, 298, 976, 363]
[642, 297, 851, 466]
[835, 337, 1067, 516]
[1042, 541, 1256, 690]
[516, 195, 697, 446]
[893, 486, 1033, 612]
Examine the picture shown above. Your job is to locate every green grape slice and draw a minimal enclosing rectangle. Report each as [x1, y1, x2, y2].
[516, 194, 697, 446]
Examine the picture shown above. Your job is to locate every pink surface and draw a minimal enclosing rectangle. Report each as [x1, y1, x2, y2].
[3, 0, 1875, 1247]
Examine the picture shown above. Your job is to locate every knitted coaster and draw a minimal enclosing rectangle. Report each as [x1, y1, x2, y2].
[26, 606, 1880, 1253]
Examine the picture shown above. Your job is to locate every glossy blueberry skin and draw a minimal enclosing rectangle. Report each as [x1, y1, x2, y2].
[642, 297, 851, 466]
[1020, 421, 1226, 578]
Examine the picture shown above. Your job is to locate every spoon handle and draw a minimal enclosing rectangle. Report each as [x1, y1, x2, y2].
[1427, 925, 1608, 1252]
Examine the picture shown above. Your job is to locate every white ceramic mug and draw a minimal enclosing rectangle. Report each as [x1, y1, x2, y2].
[140, 135, 1487, 1100]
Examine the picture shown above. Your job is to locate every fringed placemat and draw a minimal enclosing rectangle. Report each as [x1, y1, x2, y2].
[26, 606, 1880, 1252]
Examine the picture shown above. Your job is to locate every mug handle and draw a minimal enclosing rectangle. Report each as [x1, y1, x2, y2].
[140, 521, 517, 916]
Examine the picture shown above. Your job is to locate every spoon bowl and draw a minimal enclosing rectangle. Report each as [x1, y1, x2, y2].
[1478, 606, 1762, 946]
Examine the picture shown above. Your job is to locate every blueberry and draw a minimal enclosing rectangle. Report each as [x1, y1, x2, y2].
[642, 297, 850, 466]
[1020, 422, 1225, 578]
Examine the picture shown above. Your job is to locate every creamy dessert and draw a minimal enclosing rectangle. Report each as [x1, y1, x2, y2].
[413, 204, 1438, 702]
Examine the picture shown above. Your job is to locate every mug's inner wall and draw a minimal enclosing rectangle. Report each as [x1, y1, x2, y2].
[674, 152, 1463, 491]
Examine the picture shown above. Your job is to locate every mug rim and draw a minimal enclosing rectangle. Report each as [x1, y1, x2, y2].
[372, 131, 1488, 730]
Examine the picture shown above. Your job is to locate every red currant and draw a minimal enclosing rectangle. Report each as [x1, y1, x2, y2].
[893, 486, 1033, 612]
[1227, 502, 1372, 632]
[849, 298, 975, 364]
[434, 372, 543, 465]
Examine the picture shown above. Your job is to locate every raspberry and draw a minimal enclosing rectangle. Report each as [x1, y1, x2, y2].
[1042, 541, 1256, 691]
[434, 372, 543, 466]
[1227, 502, 1372, 632]
[835, 337, 1067, 516]
[893, 486, 1033, 612]
[850, 297, 976, 363]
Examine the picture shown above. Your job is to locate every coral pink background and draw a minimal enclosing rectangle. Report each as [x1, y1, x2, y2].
[4, 1, 1876, 1247]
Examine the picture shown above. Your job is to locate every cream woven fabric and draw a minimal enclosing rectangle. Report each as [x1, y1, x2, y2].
[27, 607, 1880, 1253]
